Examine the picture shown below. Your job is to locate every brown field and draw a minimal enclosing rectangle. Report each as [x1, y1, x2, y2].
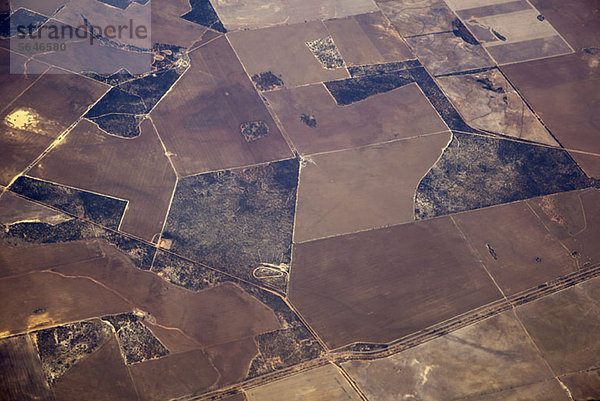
[570, 152, 600, 179]
[527, 189, 600, 267]
[0, 49, 48, 112]
[264, 83, 447, 155]
[0, 335, 53, 401]
[29, 119, 177, 242]
[0, 69, 108, 185]
[516, 276, 600, 375]
[27, 20, 152, 77]
[324, 12, 414, 66]
[52, 336, 138, 401]
[210, 0, 378, 31]
[0, 271, 130, 337]
[206, 337, 259, 387]
[452, 200, 578, 295]
[228, 21, 350, 89]
[0, 240, 102, 277]
[501, 51, 600, 155]
[245, 364, 361, 401]
[52, 242, 281, 347]
[473, 380, 570, 401]
[289, 217, 501, 348]
[151, 0, 212, 48]
[151, 36, 293, 176]
[294, 132, 451, 243]
[129, 349, 218, 401]
[0, 190, 73, 228]
[559, 369, 600, 401]
[529, 0, 599, 50]
[343, 312, 557, 400]
[141, 321, 201, 355]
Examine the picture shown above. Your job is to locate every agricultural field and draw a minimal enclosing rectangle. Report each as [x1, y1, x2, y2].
[0, 0, 598, 399]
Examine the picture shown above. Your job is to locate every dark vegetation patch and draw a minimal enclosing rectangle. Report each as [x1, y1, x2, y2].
[477, 77, 505, 93]
[1, 219, 156, 270]
[33, 320, 112, 384]
[300, 114, 317, 128]
[452, 18, 479, 45]
[85, 44, 188, 138]
[247, 326, 323, 378]
[162, 159, 299, 292]
[325, 69, 414, 105]
[102, 313, 169, 364]
[181, 0, 226, 33]
[305, 36, 345, 69]
[240, 121, 269, 142]
[251, 71, 284, 91]
[0, 8, 47, 38]
[151, 250, 235, 292]
[492, 29, 507, 41]
[347, 60, 421, 77]
[415, 132, 591, 219]
[10, 176, 127, 230]
[240, 283, 324, 379]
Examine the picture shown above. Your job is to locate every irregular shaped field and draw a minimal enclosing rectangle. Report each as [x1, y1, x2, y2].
[415, 132, 589, 219]
[28, 119, 177, 242]
[436, 68, 557, 145]
[294, 133, 451, 242]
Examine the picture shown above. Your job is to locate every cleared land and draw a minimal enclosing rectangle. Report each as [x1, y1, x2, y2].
[129, 349, 218, 401]
[289, 217, 501, 348]
[324, 11, 414, 66]
[0, 271, 129, 336]
[453, 200, 578, 295]
[0, 48, 48, 112]
[246, 364, 361, 401]
[206, 337, 259, 387]
[528, 0, 599, 50]
[516, 276, 600, 375]
[0, 239, 102, 277]
[376, 0, 456, 37]
[0, 69, 108, 185]
[0, 335, 53, 401]
[407, 32, 493, 76]
[527, 188, 600, 267]
[343, 312, 558, 400]
[264, 82, 447, 155]
[0, 190, 73, 228]
[151, 36, 292, 176]
[209, 0, 378, 31]
[436, 69, 557, 145]
[29, 119, 177, 242]
[52, 336, 138, 401]
[559, 369, 600, 401]
[150, 0, 212, 48]
[228, 21, 350, 89]
[294, 132, 451, 242]
[501, 50, 600, 176]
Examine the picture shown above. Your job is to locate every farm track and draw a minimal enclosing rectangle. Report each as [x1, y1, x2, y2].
[184, 262, 600, 400]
